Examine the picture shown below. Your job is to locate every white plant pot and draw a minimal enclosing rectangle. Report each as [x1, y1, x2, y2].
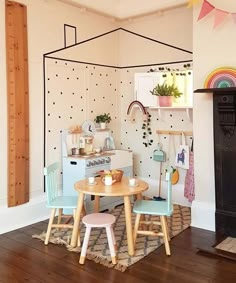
[100, 122, 106, 129]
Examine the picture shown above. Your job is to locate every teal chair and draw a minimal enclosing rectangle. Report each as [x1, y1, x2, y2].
[133, 171, 173, 255]
[44, 162, 84, 246]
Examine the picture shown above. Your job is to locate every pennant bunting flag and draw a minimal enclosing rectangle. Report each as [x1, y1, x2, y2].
[198, 0, 215, 21]
[213, 9, 229, 29]
[193, 0, 236, 28]
[232, 13, 236, 24]
[187, 0, 201, 8]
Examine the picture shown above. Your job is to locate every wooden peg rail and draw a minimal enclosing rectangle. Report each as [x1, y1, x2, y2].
[156, 130, 193, 136]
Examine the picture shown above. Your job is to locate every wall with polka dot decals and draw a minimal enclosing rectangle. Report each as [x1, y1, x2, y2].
[45, 58, 120, 164]
[45, 59, 192, 188]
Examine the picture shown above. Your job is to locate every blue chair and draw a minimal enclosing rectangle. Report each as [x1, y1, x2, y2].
[133, 171, 173, 255]
[44, 162, 84, 246]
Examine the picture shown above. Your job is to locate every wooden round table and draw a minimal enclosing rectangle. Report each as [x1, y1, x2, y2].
[70, 176, 149, 256]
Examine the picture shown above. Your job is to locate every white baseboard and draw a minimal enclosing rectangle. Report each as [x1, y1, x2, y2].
[191, 200, 215, 231]
[0, 195, 50, 234]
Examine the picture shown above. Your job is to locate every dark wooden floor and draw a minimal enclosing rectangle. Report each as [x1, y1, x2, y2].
[0, 221, 236, 283]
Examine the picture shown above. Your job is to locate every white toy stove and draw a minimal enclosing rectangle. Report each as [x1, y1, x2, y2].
[62, 129, 125, 212]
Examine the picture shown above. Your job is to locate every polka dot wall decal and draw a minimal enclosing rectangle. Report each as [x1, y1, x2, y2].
[48, 113, 50, 116]
[59, 116, 61, 118]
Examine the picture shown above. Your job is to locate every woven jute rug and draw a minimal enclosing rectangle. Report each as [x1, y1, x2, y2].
[33, 204, 191, 272]
[215, 237, 236, 254]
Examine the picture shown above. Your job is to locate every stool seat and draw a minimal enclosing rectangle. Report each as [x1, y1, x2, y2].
[79, 212, 117, 265]
[82, 213, 116, 227]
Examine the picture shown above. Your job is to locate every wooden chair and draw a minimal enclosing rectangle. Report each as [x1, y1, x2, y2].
[79, 213, 117, 265]
[44, 162, 85, 246]
[133, 171, 173, 255]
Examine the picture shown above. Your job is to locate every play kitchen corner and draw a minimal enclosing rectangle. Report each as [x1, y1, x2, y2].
[62, 120, 133, 212]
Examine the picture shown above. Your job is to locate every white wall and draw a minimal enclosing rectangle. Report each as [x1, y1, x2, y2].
[192, 2, 236, 231]
[0, 0, 117, 234]
[0, 0, 192, 234]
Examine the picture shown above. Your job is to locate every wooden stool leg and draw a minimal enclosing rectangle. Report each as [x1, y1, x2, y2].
[160, 216, 171, 256]
[133, 213, 141, 248]
[45, 208, 56, 245]
[106, 227, 117, 264]
[79, 226, 92, 264]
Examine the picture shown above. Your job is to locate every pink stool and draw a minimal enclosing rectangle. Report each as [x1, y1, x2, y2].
[79, 213, 117, 264]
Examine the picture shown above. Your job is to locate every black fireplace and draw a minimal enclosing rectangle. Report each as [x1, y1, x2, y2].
[195, 87, 236, 237]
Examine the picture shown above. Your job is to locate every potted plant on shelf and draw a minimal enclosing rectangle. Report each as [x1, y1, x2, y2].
[150, 82, 182, 107]
[94, 113, 112, 129]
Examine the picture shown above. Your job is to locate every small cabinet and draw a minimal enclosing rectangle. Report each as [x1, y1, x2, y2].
[134, 73, 160, 107]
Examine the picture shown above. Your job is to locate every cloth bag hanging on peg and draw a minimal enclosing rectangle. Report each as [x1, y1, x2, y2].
[175, 132, 189, 170]
[153, 143, 166, 162]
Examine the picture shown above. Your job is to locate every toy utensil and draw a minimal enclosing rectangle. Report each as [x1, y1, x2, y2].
[153, 143, 166, 201]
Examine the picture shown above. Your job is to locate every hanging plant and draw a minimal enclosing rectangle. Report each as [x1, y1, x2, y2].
[142, 112, 153, 147]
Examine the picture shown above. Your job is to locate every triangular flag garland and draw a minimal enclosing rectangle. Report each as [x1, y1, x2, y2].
[188, 0, 236, 28]
[197, 0, 214, 21]
[187, 0, 201, 8]
[213, 9, 229, 29]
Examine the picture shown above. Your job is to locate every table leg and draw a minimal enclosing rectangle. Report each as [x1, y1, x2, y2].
[70, 192, 84, 247]
[124, 195, 134, 256]
[94, 195, 100, 213]
[136, 193, 143, 200]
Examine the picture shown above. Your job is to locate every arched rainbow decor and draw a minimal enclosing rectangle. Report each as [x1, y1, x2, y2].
[127, 100, 147, 121]
[204, 67, 236, 88]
